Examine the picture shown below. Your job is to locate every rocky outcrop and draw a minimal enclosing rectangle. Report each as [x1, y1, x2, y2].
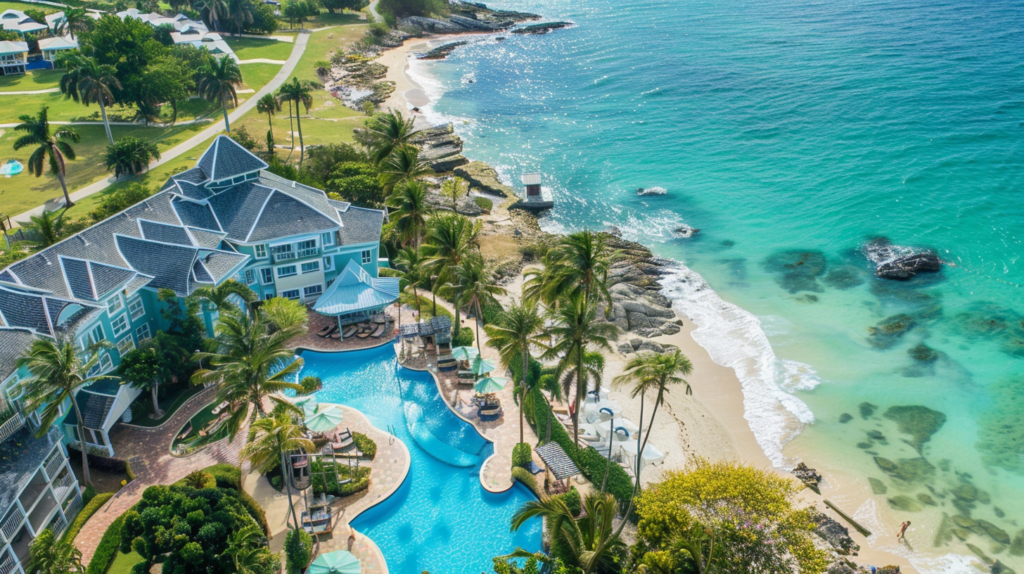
[400, 1, 541, 35]
[413, 124, 469, 172]
[418, 41, 468, 60]
[399, 16, 466, 34]
[512, 21, 572, 34]
[811, 511, 860, 556]
[617, 338, 680, 356]
[863, 237, 942, 280]
[453, 162, 514, 197]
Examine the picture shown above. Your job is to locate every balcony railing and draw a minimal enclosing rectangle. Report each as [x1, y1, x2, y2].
[0, 506, 24, 544]
[62, 494, 83, 526]
[0, 411, 24, 444]
[0, 552, 17, 574]
[272, 247, 319, 263]
[52, 472, 76, 502]
[43, 452, 64, 482]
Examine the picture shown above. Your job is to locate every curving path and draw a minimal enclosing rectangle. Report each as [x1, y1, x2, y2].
[13, 32, 312, 225]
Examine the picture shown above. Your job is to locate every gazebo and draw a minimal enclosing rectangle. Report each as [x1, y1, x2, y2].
[398, 316, 453, 352]
[313, 260, 400, 329]
[535, 442, 581, 491]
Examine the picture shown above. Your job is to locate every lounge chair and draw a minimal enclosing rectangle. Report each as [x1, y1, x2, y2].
[479, 405, 502, 420]
[211, 401, 229, 415]
[356, 330, 371, 339]
[527, 461, 545, 475]
[329, 330, 342, 340]
[342, 326, 358, 338]
[176, 422, 193, 441]
[315, 324, 334, 337]
[371, 324, 387, 338]
[331, 429, 355, 452]
[292, 454, 308, 469]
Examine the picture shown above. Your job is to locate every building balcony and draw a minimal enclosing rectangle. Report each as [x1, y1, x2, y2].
[272, 247, 319, 263]
[0, 506, 24, 545]
[0, 549, 18, 574]
[0, 411, 24, 445]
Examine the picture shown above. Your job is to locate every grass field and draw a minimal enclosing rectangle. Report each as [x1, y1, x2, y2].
[226, 37, 294, 61]
[240, 63, 283, 92]
[279, 10, 364, 31]
[0, 1, 56, 13]
[0, 70, 62, 93]
[106, 551, 144, 574]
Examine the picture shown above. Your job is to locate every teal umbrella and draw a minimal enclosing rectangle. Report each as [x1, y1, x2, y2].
[451, 346, 479, 361]
[470, 356, 496, 376]
[474, 376, 508, 394]
[304, 405, 344, 432]
[309, 550, 361, 574]
[292, 395, 318, 417]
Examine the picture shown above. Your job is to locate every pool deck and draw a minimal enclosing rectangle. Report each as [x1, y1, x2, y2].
[288, 307, 399, 352]
[248, 404, 410, 574]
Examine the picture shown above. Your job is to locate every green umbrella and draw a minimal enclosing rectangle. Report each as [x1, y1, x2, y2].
[451, 346, 479, 361]
[474, 376, 508, 394]
[309, 550, 361, 574]
[470, 356, 496, 376]
[292, 395, 318, 417]
[304, 405, 344, 432]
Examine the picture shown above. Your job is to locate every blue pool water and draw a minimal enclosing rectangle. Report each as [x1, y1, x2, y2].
[299, 346, 542, 574]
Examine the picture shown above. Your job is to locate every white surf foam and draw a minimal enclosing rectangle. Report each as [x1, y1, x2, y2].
[658, 263, 819, 468]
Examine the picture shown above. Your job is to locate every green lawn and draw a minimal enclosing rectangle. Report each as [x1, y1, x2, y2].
[0, 90, 220, 124]
[240, 63, 282, 92]
[280, 10, 365, 31]
[0, 1, 56, 13]
[128, 383, 206, 428]
[226, 37, 294, 61]
[106, 551, 144, 574]
[0, 70, 62, 92]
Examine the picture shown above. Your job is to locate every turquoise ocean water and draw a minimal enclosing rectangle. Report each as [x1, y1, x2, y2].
[408, 0, 1024, 571]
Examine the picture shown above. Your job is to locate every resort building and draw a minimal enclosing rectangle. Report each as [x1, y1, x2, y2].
[37, 36, 79, 65]
[0, 136, 387, 457]
[0, 10, 47, 37]
[0, 329, 84, 574]
[0, 41, 27, 76]
[115, 9, 236, 60]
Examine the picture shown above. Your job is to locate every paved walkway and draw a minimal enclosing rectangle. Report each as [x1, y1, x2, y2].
[0, 87, 59, 95]
[13, 31, 312, 225]
[73, 387, 246, 565]
[0, 119, 213, 128]
[238, 58, 287, 65]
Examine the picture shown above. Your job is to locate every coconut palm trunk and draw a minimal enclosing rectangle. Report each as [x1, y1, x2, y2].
[520, 347, 528, 444]
[294, 107, 304, 165]
[281, 451, 299, 528]
[288, 101, 294, 149]
[473, 299, 483, 355]
[69, 398, 92, 485]
[222, 93, 231, 133]
[572, 345, 584, 446]
[151, 379, 163, 418]
[99, 100, 113, 145]
[54, 154, 73, 208]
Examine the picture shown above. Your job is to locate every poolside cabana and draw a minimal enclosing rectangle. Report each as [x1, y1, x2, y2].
[535, 442, 580, 492]
[398, 316, 453, 351]
[312, 260, 400, 331]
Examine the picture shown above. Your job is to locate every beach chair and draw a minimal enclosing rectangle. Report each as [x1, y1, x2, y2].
[527, 461, 545, 475]
[342, 326, 358, 338]
[356, 330, 371, 339]
[315, 324, 334, 337]
[176, 422, 193, 441]
[329, 329, 342, 340]
[371, 324, 387, 338]
[331, 429, 355, 452]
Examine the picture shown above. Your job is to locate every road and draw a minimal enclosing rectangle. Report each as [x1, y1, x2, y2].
[12, 32, 311, 224]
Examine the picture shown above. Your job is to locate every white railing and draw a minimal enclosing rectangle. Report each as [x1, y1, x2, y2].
[273, 247, 319, 263]
[0, 552, 18, 574]
[49, 513, 68, 538]
[0, 412, 24, 444]
[0, 506, 24, 544]
[52, 472, 76, 502]
[43, 452, 63, 482]
[62, 494, 83, 525]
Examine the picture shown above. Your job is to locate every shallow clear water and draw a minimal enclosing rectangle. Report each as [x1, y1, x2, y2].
[410, 0, 1024, 570]
[300, 346, 542, 574]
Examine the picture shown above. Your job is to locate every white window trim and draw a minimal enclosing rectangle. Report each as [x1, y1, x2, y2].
[111, 314, 129, 336]
[136, 323, 152, 341]
[323, 257, 333, 270]
[245, 269, 256, 284]
[322, 231, 335, 246]
[107, 296, 123, 315]
[254, 244, 268, 259]
[98, 352, 113, 373]
[259, 268, 273, 285]
[301, 261, 320, 274]
[116, 335, 135, 356]
[361, 250, 372, 265]
[128, 296, 145, 320]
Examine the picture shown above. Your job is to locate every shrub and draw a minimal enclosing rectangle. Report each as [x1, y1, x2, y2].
[481, 299, 503, 325]
[203, 464, 241, 489]
[298, 376, 322, 395]
[452, 327, 474, 348]
[877, 568, 901, 574]
[237, 488, 271, 536]
[61, 492, 114, 543]
[270, 475, 283, 490]
[82, 485, 98, 506]
[284, 528, 313, 574]
[558, 487, 581, 517]
[85, 515, 124, 574]
[229, 126, 261, 153]
[311, 463, 371, 497]
[90, 183, 152, 222]
[352, 432, 376, 460]
[511, 443, 532, 469]
[473, 196, 493, 212]
[511, 467, 542, 499]
[177, 470, 216, 489]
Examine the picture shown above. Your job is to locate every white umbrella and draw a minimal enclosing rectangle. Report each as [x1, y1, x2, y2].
[586, 386, 611, 401]
[619, 442, 665, 470]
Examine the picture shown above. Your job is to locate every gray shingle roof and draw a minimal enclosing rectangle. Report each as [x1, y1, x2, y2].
[58, 257, 136, 301]
[198, 251, 247, 282]
[198, 136, 268, 181]
[90, 263, 136, 297]
[247, 190, 339, 243]
[337, 207, 385, 246]
[257, 172, 340, 224]
[0, 426, 62, 520]
[60, 257, 93, 300]
[115, 236, 197, 296]
[0, 270, 17, 284]
[0, 327, 35, 381]
[140, 220, 193, 246]
[77, 391, 115, 429]
[172, 199, 221, 231]
[168, 166, 208, 186]
[207, 182, 273, 242]
[172, 180, 212, 201]
[0, 286, 52, 335]
[187, 228, 226, 249]
[192, 260, 213, 283]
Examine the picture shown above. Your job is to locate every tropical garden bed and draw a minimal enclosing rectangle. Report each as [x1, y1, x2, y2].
[170, 401, 229, 456]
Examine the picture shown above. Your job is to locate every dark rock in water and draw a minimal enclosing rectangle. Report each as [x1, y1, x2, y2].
[810, 510, 860, 555]
[977, 520, 1012, 545]
[673, 226, 700, 238]
[511, 21, 572, 34]
[793, 462, 821, 490]
[839, 413, 853, 423]
[763, 250, 827, 293]
[908, 343, 940, 363]
[418, 41, 468, 60]
[1010, 531, 1024, 556]
[883, 405, 947, 452]
[875, 456, 936, 482]
[823, 266, 865, 290]
[856, 442, 872, 449]
[868, 477, 888, 494]
[953, 497, 976, 515]
[953, 515, 979, 530]
[888, 495, 923, 512]
[721, 240, 735, 248]
[877, 252, 942, 280]
[859, 402, 877, 419]
[867, 430, 886, 442]
[867, 314, 917, 349]
[991, 560, 1016, 574]
[994, 507, 1005, 518]
[951, 482, 979, 503]
[967, 543, 992, 564]
[917, 493, 937, 506]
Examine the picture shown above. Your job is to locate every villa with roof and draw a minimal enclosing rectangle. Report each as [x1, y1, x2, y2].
[0, 136, 391, 492]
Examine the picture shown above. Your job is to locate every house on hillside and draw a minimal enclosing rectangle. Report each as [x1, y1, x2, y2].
[0, 41, 27, 76]
[37, 36, 79, 66]
[116, 9, 237, 60]
[0, 136, 387, 458]
[0, 10, 48, 37]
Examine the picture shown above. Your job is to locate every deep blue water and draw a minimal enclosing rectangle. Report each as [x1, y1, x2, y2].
[300, 346, 541, 574]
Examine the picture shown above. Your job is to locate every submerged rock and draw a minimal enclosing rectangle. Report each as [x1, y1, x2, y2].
[863, 237, 943, 280]
[908, 343, 940, 363]
[917, 493, 937, 506]
[867, 314, 918, 349]
[839, 413, 853, 423]
[511, 21, 572, 34]
[883, 405, 946, 452]
[888, 495, 923, 512]
[859, 402, 877, 419]
[763, 250, 828, 293]
[823, 266, 865, 290]
[977, 520, 1011, 545]
[874, 456, 935, 482]
[975, 377, 1024, 474]
[868, 477, 888, 494]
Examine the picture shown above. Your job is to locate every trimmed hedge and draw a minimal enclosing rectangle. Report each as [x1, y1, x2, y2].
[452, 326, 474, 348]
[512, 443, 532, 469]
[61, 492, 114, 544]
[311, 463, 371, 497]
[511, 467, 543, 499]
[85, 515, 124, 574]
[352, 432, 376, 460]
[284, 528, 313, 574]
[558, 487, 581, 517]
[473, 196, 493, 212]
[197, 464, 270, 537]
[174, 471, 216, 489]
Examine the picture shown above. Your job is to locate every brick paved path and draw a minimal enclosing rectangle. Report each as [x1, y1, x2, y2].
[74, 387, 247, 565]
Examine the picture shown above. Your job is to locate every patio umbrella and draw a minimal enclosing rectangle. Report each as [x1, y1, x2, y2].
[309, 550, 361, 574]
[619, 442, 666, 470]
[291, 395, 318, 417]
[470, 356, 496, 376]
[304, 405, 345, 432]
[474, 376, 508, 394]
[451, 346, 479, 361]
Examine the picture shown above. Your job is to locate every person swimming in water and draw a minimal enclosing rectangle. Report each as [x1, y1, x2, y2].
[897, 520, 911, 542]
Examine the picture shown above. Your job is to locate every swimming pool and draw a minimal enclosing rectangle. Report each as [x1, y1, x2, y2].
[300, 345, 542, 574]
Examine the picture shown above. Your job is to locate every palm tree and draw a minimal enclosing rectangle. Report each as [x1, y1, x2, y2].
[54, 7, 93, 40]
[59, 57, 120, 145]
[378, 146, 432, 194]
[454, 254, 505, 354]
[13, 106, 80, 208]
[227, 0, 255, 34]
[222, 524, 273, 574]
[241, 413, 314, 529]
[191, 309, 304, 438]
[508, 492, 626, 574]
[197, 57, 242, 133]
[24, 209, 66, 248]
[386, 179, 430, 248]
[524, 231, 616, 311]
[105, 136, 161, 178]
[197, 0, 229, 32]
[28, 528, 84, 574]
[276, 77, 320, 165]
[256, 93, 280, 137]
[191, 279, 256, 314]
[364, 109, 419, 164]
[393, 246, 426, 314]
[485, 301, 545, 443]
[422, 213, 480, 336]
[18, 335, 115, 486]
[542, 292, 618, 445]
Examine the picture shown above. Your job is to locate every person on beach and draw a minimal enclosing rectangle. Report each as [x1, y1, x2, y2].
[897, 520, 911, 542]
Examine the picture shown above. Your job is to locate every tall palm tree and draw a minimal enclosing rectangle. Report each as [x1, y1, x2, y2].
[13, 106, 80, 208]
[454, 254, 505, 354]
[24, 209, 66, 248]
[28, 528, 84, 574]
[191, 279, 257, 314]
[54, 7, 93, 40]
[191, 310, 304, 438]
[226, 0, 255, 34]
[196, 0, 229, 32]
[524, 231, 616, 311]
[378, 146, 431, 194]
[197, 57, 242, 133]
[18, 335, 115, 486]
[59, 57, 120, 145]
[485, 301, 545, 443]
[364, 109, 419, 164]
[394, 246, 426, 314]
[256, 93, 280, 137]
[422, 213, 480, 336]
[386, 179, 430, 248]
[105, 136, 161, 178]
[276, 77, 320, 165]
[241, 413, 313, 529]
[542, 292, 618, 445]
[508, 492, 626, 574]
[222, 524, 274, 574]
